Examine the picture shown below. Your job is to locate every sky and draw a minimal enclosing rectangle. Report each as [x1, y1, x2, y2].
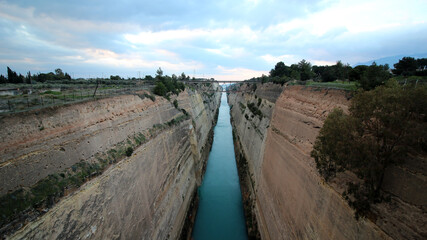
[0, 0, 426, 80]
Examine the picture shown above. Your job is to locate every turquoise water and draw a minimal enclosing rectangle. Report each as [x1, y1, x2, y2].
[192, 93, 248, 240]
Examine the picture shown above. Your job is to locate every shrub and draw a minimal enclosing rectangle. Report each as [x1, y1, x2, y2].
[247, 102, 263, 118]
[125, 147, 133, 157]
[144, 93, 155, 101]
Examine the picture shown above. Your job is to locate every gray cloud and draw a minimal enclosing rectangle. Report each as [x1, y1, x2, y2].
[1, 0, 426, 79]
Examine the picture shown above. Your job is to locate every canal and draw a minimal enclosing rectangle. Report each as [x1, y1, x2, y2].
[192, 93, 248, 240]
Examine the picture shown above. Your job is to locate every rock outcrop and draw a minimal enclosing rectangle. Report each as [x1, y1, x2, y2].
[229, 83, 426, 239]
[1, 84, 221, 239]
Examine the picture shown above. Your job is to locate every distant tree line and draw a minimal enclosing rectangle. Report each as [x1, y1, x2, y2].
[0, 67, 72, 84]
[392, 57, 427, 76]
[0, 67, 195, 87]
[251, 56, 427, 90]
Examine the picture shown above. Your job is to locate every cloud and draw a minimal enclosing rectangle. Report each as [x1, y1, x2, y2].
[81, 48, 204, 71]
[261, 54, 298, 65]
[210, 66, 268, 80]
[1, 0, 426, 79]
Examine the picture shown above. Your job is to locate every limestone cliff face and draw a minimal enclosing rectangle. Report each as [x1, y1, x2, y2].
[0, 94, 180, 195]
[229, 84, 425, 239]
[1, 84, 221, 239]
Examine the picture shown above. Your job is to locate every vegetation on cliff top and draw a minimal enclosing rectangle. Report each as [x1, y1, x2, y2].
[248, 56, 427, 91]
[311, 80, 426, 218]
[150, 68, 186, 98]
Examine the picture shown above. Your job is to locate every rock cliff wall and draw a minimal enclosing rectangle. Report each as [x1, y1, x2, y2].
[1, 84, 221, 239]
[229, 84, 425, 239]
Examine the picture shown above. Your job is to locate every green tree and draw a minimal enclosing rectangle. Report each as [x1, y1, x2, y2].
[179, 72, 188, 80]
[153, 82, 167, 96]
[358, 62, 390, 90]
[349, 65, 368, 82]
[334, 60, 351, 80]
[270, 61, 290, 77]
[393, 57, 418, 76]
[298, 59, 314, 80]
[55, 68, 64, 78]
[290, 69, 301, 80]
[171, 74, 177, 80]
[7, 67, 18, 83]
[26, 71, 32, 84]
[416, 58, 427, 71]
[156, 67, 164, 79]
[311, 80, 427, 218]
[0, 74, 6, 84]
[110, 75, 121, 80]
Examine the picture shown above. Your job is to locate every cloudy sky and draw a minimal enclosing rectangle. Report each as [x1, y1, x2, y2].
[0, 0, 426, 80]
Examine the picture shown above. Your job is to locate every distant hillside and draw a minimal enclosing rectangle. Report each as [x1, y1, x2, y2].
[354, 53, 427, 68]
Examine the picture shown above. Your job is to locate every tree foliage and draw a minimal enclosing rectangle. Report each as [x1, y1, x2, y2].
[313, 61, 351, 82]
[269, 60, 314, 81]
[393, 57, 418, 76]
[311, 80, 427, 218]
[153, 82, 167, 96]
[357, 62, 391, 90]
[7, 67, 24, 84]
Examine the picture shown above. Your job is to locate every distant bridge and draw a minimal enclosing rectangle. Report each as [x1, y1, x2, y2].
[202, 89, 249, 93]
[179, 80, 257, 92]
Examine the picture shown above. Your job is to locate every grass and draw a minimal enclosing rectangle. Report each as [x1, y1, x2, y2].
[304, 80, 358, 91]
[41, 90, 62, 95]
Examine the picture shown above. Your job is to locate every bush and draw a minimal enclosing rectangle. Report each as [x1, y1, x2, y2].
[247, 102, 263, 118]
[153, 82, 167, 96]
[125, 147, 133, 157]
[144, 93, 155, 101]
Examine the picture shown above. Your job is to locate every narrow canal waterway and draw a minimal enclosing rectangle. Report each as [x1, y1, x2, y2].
[192, 93, 248, 240]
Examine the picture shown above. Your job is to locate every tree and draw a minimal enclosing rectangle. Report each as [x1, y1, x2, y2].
[311, 80, 427, 218]
[417, 58, 427, 71]
[358, 62, 390, 90]
[156, 67, 164, 79]
[55, 68, 64, 78]
[333, 60, 351, 80]
[7, 67, 17, 83]
[0, 75, 6, 84]
[298, 59, 314, 80]
[270, 61, 290, 77]
[393, 57, 417, 76]
[179, 72, 187, 80]
[110, 75, 121, 80]
[153, 82, 167, 96]
[18, 74, 25, 83]
[7, 67, 24, 84]
[26, 71, 32, 84]
[349, 65, 368, 82]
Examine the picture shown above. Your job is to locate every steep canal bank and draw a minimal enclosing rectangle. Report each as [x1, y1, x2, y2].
[192, 93, 248, 240]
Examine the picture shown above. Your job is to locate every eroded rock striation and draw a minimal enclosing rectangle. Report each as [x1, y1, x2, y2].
[229, 83, 426, 239]
[1, 84, 221, 239]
